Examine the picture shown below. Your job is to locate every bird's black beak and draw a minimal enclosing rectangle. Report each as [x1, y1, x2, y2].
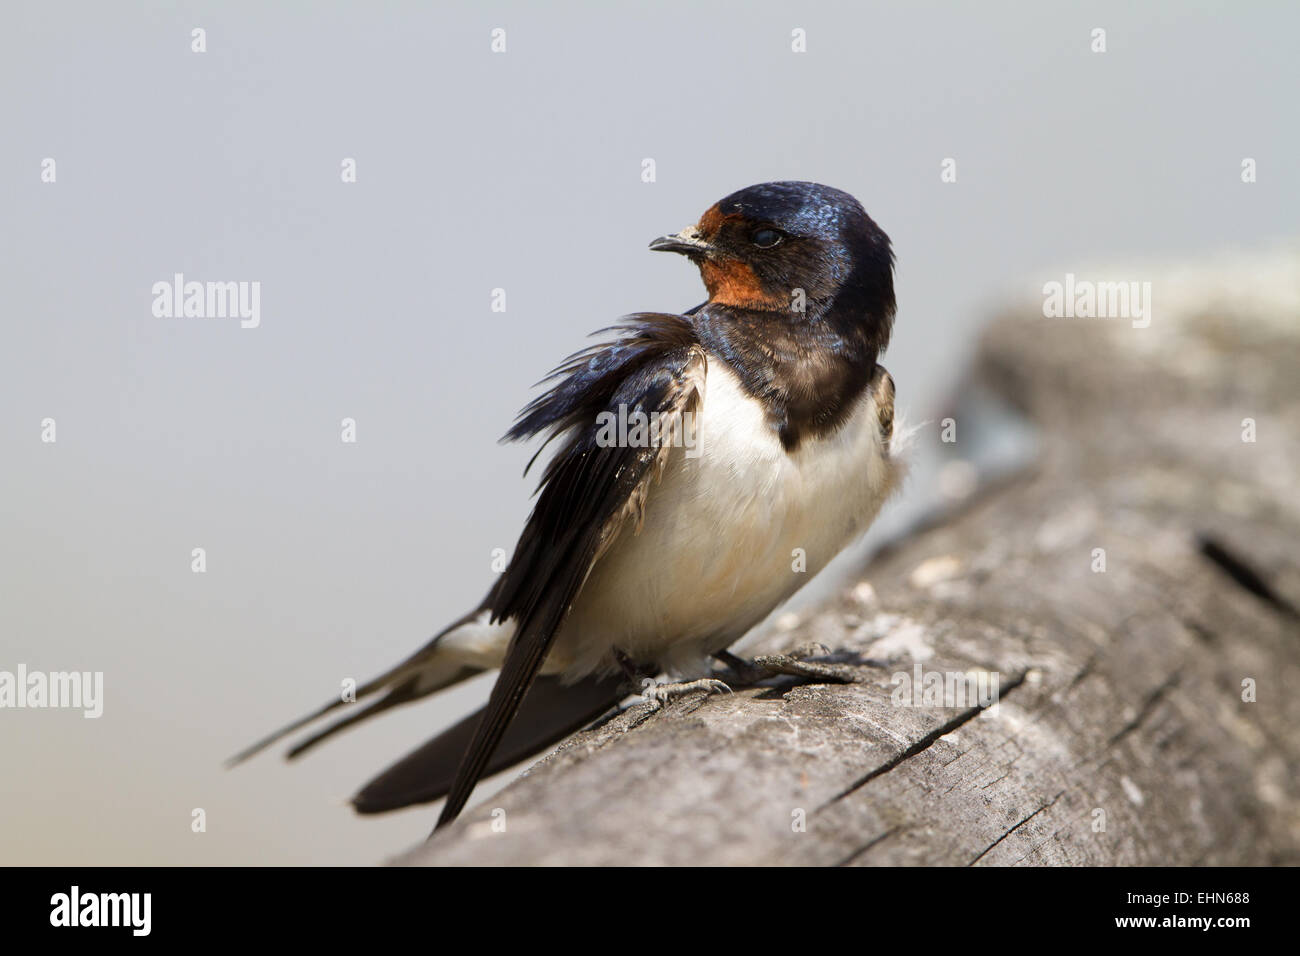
[649, 228, 713, 258]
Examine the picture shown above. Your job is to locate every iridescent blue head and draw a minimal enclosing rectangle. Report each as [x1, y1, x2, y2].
[649, 181, 895, 352]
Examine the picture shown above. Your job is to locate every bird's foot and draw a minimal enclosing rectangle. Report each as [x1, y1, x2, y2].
[715, 645, 857, 685]
[639, 677, 732, 710]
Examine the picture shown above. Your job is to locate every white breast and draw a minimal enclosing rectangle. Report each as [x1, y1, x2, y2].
[545, 361, 902, 678]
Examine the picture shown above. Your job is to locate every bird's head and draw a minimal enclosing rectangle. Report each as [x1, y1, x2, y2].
[650, 181, 896, 331]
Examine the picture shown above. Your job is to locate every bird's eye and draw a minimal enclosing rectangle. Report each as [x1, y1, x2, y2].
[751, 228, 782, 249]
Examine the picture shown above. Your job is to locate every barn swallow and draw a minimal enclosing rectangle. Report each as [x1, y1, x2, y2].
[231, 181, 903, 831]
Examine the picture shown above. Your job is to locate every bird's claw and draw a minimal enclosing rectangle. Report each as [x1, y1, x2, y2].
[640, 677, 732, 709]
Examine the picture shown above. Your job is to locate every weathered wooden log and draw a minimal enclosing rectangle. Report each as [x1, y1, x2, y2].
[402, 251, 1300, 865]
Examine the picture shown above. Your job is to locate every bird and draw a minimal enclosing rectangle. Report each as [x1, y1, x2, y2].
[230, 180, 904, 831]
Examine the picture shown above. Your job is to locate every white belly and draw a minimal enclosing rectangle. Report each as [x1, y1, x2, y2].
[542, 361, 902, 677]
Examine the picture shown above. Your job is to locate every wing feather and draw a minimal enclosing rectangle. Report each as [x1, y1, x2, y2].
[435, 315, 706, 828]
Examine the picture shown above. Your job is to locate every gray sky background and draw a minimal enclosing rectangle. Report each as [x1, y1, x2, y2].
[1, 1, 1295, 864]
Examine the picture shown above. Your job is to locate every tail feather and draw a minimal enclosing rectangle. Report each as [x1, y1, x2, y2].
[351, 673, 625, 814]
[283, 668, 478, 760]
[226, 606, 487, 768]
[225, 693, 361, 768]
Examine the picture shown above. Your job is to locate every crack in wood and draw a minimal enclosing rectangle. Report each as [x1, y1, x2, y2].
[968, 790, 1065, 866]
[1197, 533, 1300, 620]
[820, 671, 1028, 810]
[1107, 672, 1180, 747]
[834, 825, 903, 866]
[1065, 653, 1099, 692]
